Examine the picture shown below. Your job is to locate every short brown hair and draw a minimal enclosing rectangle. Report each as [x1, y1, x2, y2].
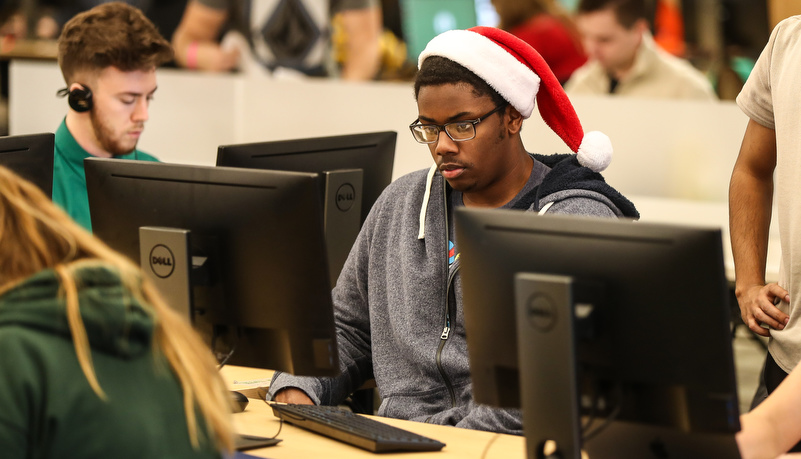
[576, 0, 651, 29]
[57, 2, 173, 82]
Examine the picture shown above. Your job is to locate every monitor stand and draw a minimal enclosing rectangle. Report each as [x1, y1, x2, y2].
[139, 226, 193, 321]
[322, 169, 363, 287]
[514, 273, 741, 459]
[515, 273, 585, 459]
[140, 226, 284, 449]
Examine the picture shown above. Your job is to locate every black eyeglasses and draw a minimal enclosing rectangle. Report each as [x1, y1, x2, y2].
[409, 104, 508, 144]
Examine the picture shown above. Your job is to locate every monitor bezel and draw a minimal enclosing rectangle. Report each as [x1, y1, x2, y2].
[85, 158, 340, 376]
[0, 132, 55, 197]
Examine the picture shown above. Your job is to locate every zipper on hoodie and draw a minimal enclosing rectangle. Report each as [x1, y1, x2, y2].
[440, 318, 451, 340]
[436, 183, 457, 409]
[436, 278, 457, 408]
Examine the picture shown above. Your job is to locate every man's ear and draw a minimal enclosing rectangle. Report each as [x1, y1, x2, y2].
[506, 105, 524, 135]
[632, 18, 649, 36]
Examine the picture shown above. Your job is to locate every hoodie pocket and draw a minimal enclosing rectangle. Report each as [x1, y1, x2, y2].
[378, 386, 455, 420]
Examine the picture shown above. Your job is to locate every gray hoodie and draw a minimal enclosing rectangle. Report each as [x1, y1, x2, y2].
[270, 155, 638, 434]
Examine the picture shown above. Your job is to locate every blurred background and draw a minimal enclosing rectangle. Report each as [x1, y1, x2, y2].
[0, 0, 797, 136]
[1, 0, 795, 91]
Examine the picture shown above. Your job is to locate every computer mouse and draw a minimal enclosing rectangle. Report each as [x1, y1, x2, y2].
[231, 391, 249, 413]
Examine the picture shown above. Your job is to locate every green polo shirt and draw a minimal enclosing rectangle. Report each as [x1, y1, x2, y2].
[53, 119, 159, 232]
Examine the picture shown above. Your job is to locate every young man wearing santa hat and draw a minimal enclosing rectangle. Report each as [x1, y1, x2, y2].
[269, 26, 639, 434]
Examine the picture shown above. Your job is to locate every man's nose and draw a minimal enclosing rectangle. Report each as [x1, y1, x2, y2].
[434, 129, 459, 156]
[132, 98, 149, 122]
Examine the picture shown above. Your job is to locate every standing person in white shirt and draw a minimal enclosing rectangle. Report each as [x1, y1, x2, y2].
[730, 14, 801, 457]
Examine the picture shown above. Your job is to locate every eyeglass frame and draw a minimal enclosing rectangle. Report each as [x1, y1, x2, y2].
[408, 103, 509, 144]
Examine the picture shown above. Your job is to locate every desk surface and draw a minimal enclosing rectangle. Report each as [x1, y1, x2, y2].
[221, 366, 527, 459]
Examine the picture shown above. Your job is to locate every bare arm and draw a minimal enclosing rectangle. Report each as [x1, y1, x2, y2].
[738, 364, 801, 458]
[729, 118, 789, 336]
[172, 0, 239, 71]
[338, 6, 382, 81]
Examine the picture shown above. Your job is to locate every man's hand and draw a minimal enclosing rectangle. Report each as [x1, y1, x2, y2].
[197, 44, 240, 72]
[273, 388, 314, 405]
[737, 283, 790, 336]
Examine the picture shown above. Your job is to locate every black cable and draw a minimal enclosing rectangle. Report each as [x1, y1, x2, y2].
[251, 400, 284, 441]
[580, 380, 598, 433]
[212, 326, 238, 369]
[581, 384, 623, 442]
[216, 345, 236, 368]
[479, 433, 502, 459]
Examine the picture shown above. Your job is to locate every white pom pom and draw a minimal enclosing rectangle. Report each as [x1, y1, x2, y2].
[577, 131, 613, 172]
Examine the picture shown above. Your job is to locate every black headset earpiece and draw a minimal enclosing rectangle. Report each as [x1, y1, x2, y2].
[57, 84, 93, 113]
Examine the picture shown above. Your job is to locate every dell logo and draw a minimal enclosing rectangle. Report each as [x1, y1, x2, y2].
[152, 257, 172, 266]
[149, 244, 175, 278]
[335, 183, 356, 212]
[526, 293, 557, 332]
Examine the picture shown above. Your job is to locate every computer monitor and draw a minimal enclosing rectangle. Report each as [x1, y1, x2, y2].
[400, 0, 479, 62]
[456, 208, 741, 459]
[0, 133, 55, 197]
[84, 158, 339, 377]
[216, 131, 397, 286]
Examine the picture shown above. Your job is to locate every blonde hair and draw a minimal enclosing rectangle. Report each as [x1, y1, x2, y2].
[0, 166, 234, 452]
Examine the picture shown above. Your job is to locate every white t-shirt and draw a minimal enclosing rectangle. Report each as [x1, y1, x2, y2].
[737, 15, 801, 374]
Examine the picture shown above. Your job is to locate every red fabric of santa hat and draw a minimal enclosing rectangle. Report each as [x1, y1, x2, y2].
[418, 26, 612, 173]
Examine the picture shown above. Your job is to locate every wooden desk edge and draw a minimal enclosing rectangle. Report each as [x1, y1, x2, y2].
[222, 365, 526, 458]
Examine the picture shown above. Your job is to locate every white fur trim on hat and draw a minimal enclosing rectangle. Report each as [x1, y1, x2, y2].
[418, 29, 541, 118]
[577, 131, 613, 172]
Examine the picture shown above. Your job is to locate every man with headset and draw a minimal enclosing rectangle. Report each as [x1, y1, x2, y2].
[53, 2, 173, 231]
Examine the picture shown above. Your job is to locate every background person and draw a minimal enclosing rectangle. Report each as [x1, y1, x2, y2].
[171, 0, 381, 80]
[565, 0, 716, 100]
[491, 0, 587, 85]
[53, 2, 173, 231]
[737, 361, 801, 458]
[730, 13, 801, 455]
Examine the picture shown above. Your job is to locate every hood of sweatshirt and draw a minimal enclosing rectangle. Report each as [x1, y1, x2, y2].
[0, 265, 154, 358]
[417, 154, 639, 238]
[533, 153, 640, 219]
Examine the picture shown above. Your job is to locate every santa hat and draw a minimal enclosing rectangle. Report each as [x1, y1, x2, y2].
[418, 26, 612, 173]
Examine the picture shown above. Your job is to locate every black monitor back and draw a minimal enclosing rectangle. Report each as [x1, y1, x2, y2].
[85, 158, 339, 376]
[0, 133, 55, 197]
[456, 209, 740, 458]
[215, 131, 396, 226]
[216, 131, 397, 286]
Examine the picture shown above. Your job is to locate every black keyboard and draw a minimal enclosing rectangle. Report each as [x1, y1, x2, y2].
[269, 403, 446, 453]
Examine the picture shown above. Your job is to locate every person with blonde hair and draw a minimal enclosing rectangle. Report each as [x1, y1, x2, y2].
[0, 165, 235, 458]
